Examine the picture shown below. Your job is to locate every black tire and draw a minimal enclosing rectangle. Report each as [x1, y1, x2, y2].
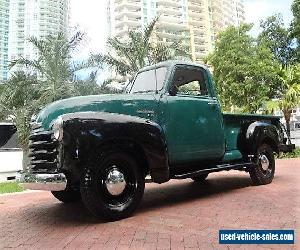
[51, 189, 81, 203]
[191, 173, 209, 182]
[80, 151, 145, 221]
[249, 143, 275, 185]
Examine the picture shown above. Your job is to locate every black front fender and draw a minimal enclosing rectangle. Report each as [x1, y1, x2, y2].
[60, 112, 169, 184]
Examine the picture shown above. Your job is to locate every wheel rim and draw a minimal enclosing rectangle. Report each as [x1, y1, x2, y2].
[98, 162, 138, 208]
[105, 167, 127, 196]
[259, 154, 270, 171]
[258, 152, 273, 176]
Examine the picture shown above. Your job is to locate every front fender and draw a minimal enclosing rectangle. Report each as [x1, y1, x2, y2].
[246, 121, 279, 154]
[60, 112, 169, 184]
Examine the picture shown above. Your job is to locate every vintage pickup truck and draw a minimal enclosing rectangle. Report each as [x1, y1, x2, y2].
[19, 61, 294, 220]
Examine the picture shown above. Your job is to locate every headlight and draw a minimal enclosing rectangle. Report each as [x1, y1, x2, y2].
[52, 116, 63, 141]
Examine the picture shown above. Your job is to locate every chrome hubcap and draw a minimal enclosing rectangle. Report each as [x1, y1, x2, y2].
[259, 154, 269, 171]
[105, 168, 126, 196]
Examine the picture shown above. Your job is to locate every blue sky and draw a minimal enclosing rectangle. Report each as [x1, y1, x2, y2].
[70, 0, 294, 56]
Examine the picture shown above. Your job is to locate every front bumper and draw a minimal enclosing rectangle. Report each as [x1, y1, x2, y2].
[17, 172, 67, 191]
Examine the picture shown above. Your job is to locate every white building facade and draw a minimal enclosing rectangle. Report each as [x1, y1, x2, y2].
[7, 0, 70, 73]
[0, 0, 10, 81]
[107, 0, 245, 61]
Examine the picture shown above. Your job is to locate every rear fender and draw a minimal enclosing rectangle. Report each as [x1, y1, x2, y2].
[245, 121, 279, 155]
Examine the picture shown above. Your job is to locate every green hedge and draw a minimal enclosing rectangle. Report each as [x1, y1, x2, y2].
[279, 147, 300, 159]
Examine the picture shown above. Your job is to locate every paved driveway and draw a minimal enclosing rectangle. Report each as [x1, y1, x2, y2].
[0, 159, 299, 250]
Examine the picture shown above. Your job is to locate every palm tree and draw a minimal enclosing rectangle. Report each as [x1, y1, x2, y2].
[92, 18, 191, 79]
[0, 72, 40, 151]
[278, 67, 300, 137]
[265, 65, 300, 137]
[10, 32, 87, 104]
[1, 32, 104, 152]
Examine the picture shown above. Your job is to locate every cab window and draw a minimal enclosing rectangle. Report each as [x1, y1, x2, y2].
[171, 66, 209, 96]
[130, 67, 167, 93]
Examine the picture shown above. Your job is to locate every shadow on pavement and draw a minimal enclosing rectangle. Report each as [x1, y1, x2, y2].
[31, 173, 252, 225]
[139, 174, 252, 212]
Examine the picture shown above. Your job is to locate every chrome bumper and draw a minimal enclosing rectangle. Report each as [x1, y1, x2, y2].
[17, 172, 67, 191]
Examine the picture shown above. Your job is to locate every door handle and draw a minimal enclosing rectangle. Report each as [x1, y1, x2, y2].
[208, 101, 217, 106]
[137, 110, 154, 117]
[137, 110, 154, 114]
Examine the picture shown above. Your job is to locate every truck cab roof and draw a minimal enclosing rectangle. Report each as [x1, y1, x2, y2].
[138, 60, 210, 73]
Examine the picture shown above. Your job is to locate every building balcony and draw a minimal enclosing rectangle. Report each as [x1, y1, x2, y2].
[189, 18, 204, 26]
[188, 2, 204, 11]
[193, 36, 206, 44]
[115, 27, 130, 38]
[115, 8, 141, 19]
[114, 0, 141, 11]
[157, 30, 187, 40]
[188, 10, 205, 18]
[159, 14, 186, 24]
[156, 0, 182, 8]
[194, 43, 207, 50]
[156, 6, 182, 16]
[157, 20, 188, 32]
[115, 17, 141, 29]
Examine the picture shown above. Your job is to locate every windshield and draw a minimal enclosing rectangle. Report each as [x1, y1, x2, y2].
[130, 67, 167, 93]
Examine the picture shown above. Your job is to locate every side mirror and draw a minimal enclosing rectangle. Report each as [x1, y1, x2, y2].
[169, 85, 178, 96]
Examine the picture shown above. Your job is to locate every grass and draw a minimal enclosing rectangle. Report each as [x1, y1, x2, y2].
[279, 147, 300, 159]
[0, 182, 24, 194]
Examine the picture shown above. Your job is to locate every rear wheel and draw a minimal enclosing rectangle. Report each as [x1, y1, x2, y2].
[249, 144, 275, 185]
[80, 151, 145, 221]
[51, 189, 81, 203]
[192, 173, 209, 182]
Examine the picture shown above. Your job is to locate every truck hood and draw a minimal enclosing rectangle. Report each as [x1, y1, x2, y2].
[36, 94, 159, 130]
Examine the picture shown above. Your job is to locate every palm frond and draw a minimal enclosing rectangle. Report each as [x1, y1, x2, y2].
[69, 31, 86, 50]
[9, 57, 44, 73]
[103, 54, 132, 76]
[143, 17, 159, 46]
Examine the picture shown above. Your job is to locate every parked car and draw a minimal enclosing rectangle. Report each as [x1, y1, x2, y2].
[19, 61, 295, 220]
[0, 123, 22, 182]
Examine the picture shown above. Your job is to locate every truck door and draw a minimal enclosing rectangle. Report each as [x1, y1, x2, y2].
[164, 65, 225, 164]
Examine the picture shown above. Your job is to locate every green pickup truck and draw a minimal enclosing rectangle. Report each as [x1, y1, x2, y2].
[19, 61, 294, 220]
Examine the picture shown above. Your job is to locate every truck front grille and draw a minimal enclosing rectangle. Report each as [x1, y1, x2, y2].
[28, 123, 59, 173]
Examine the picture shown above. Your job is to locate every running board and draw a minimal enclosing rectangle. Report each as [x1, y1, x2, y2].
[172, 162, 253, 179]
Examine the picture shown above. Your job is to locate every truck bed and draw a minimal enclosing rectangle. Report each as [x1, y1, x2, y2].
[222, 113, 281, 162]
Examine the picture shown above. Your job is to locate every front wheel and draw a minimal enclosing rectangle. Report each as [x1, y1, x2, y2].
[80, 151, 145, 221]
[249, 144, 275, 185]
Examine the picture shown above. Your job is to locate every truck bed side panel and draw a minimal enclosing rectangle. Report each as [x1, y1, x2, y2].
[223, 113, 281, 156]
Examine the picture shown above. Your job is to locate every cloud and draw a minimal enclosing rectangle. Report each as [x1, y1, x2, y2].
[244, 0, 293, 36]
[70, 0, 107, 57]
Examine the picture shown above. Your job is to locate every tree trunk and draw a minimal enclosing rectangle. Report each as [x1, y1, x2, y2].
[283, 110, 292, 139]
[22, 150, 29, 171]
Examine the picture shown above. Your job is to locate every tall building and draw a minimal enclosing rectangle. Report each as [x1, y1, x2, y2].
[188, 0, 245, 60]
[8, 0, 70, 73]
[107, 0, 190, 46]
[107, 0, 245, 62]
[0, 0, 10, 81]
